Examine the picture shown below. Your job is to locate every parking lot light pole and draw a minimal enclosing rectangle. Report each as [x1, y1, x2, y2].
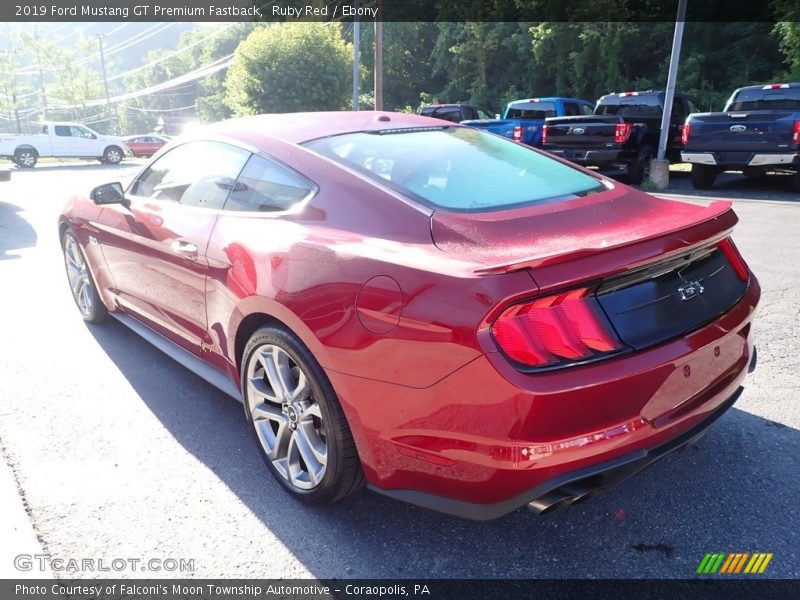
[650, 0, 688, 189]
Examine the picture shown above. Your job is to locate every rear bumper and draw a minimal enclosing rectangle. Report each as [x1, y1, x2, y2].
[371, 384, 745, 520]
[682, 151, 800, 168]
[329, 278, 760, 519]
[548, 148, 629, 165]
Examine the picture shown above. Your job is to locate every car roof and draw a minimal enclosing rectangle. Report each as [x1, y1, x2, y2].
[734, 82, 800, 92]
[508, 97, 586, 104]
[203, 111, 454, 146]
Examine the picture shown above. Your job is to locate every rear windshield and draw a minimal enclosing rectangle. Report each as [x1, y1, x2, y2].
[506, 101, 556, 119]
[303, 127, 605, 212]
[725, 88, 800, 111]
[596, 95, 663, 117]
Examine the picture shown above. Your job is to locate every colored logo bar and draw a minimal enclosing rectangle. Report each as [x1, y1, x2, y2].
[697, 552, 773, 574]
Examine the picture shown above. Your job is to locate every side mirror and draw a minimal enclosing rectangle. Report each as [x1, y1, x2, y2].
[90, 133, 97, 139]
[90, 182, 127, 206]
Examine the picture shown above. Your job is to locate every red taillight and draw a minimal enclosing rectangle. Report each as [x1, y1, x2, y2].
[614, 123, 632, 143]
[793, 119, 800, 145]
[718, 238, 749, 281]
[762, 83, 789, 90]
[541, 124, 548, 145]
[512, 126, 523, 142]
[492, 288, 623, 368]
[681, 120, 691, 146]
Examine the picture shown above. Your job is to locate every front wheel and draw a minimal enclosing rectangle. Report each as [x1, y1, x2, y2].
[242, 326, 363, 503]
[61, 231, 108, 323]
[102, 146, 123, 165]
[690, 164, 719, 189]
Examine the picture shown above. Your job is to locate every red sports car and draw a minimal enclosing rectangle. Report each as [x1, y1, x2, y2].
[59, 112, 759, 519]
[122, 134, 170, 158]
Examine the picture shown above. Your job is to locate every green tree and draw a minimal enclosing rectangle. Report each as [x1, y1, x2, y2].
[225, 23, 352, 115]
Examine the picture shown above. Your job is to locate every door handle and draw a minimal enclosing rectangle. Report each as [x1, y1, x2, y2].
[170, 240, 198, 256]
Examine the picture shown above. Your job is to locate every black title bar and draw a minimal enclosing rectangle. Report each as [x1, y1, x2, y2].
[2, 0, 798, 23]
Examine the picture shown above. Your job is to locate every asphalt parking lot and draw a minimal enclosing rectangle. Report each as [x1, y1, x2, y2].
[0, 161, 798, 579]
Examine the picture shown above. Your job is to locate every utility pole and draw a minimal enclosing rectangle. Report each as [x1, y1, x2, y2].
[33, 26, 48, 121]
[374, 17, 383, 111]
[97, 34, 119, 134]
[1, 49, 21, 134]
[352, 0, 360, 111]
[650, 0, 688, 189]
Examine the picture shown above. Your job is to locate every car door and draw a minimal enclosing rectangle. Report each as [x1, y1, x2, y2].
[51, 125, 78, 156]
[70, 125, 102, 155]
[95, 140, 250, 354]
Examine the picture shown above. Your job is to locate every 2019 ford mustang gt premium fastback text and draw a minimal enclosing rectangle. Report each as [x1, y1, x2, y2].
[59, 112, 759, 519]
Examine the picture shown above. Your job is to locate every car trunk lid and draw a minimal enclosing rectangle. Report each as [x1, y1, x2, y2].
[431, 186, 748, 355]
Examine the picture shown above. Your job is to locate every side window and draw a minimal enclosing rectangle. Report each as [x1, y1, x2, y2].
[224, 155, 313, 213]
[687, 99, 701, 114]
[563, 102, 580, 116]
[581, 103, 594, 115]
[432, 108, 462, 123]
[70, 126, 92, 138]
[132, 141, 250, 209]
[463, 106, 478, 120]
[54, 125, 72, 137]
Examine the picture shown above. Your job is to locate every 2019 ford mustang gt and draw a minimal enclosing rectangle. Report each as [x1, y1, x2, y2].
[59, 111, 759, 519]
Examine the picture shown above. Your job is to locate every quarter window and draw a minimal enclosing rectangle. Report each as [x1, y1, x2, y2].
[224, 155, 313, 212]
[131, 141, 250, 209]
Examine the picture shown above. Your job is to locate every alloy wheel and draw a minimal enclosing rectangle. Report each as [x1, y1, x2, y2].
[246, 344, 328, 491]
[18, 151, 35, 167]
[63, 235, 93, 317]
[105, 149, 121, 164]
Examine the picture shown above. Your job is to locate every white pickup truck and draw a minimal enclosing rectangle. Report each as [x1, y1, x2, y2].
[0, 122, 129, 168]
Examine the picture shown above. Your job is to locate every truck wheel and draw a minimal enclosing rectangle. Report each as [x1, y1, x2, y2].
[628, 145, 654, 185]
[14, 148, 38, 168]
[102, 146, 123, 165]
[790, 172, 800, 193]
[742, 167, 765, 180]
[690, 164, 719, 190]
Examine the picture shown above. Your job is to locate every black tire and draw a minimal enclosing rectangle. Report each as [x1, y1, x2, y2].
[690, 164, 719, 190]
[790, 172, 800, 193]
[742, 167, 766, 180]
[61, 230, 108, 323]
[627, 145, 655, 185]
[242, 325, 364, 504]
[102, 146, 123, 165]
[14, 147, 37, 168]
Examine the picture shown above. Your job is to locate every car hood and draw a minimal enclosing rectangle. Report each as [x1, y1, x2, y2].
[429, 184, 736, 273]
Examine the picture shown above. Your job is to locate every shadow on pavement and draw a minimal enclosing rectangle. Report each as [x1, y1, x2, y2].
[654, 170, 800, 203]
[86, 318, 799, 578]
[6, 161, 143, 173]
[0, 201, 37, 260]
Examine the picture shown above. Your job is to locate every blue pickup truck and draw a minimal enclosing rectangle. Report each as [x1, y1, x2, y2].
[461, 97, 595, 147]
[681, 83, 800, 191]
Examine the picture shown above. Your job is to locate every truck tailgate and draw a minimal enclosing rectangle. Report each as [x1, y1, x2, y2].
[544, 115, 620, 148]
[686, 110, 796, 152]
